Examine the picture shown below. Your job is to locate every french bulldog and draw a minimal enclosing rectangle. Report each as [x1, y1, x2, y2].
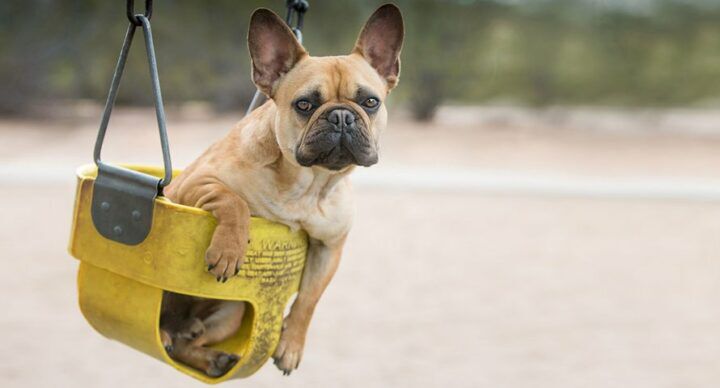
[160, 4, 404, 377]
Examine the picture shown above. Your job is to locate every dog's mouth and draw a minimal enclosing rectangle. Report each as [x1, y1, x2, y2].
[295, 110, 378, 170]
[296, 141, 377, 171]
[296, 137, 378, 170]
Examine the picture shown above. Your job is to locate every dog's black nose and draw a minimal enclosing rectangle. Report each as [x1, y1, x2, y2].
[327, 108, 355, 128]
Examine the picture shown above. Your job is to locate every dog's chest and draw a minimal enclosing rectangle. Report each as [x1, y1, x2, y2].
[237, 172, 354, 244]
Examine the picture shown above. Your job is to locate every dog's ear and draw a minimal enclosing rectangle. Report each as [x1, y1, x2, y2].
[248, 8, 307, 97]
[352, 4, 404, 90]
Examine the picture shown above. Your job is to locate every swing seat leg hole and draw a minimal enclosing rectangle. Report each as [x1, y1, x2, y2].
[160, 291, 251, 378]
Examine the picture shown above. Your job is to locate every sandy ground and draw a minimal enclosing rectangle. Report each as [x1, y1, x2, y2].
[2, 108, 720, 387]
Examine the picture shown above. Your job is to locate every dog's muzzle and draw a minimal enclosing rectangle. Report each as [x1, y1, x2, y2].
[295, 107, 378, 170]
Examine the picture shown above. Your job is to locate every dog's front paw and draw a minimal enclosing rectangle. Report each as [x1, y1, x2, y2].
[205, 226, 248, 282]
[272, 325, 305, 376]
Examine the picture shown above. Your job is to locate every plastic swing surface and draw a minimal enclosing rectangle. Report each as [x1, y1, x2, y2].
[68, 164, 308, 383]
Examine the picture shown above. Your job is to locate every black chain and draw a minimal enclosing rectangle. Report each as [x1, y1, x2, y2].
[127, 0, 153, 26]
[285, 0, 309, 40]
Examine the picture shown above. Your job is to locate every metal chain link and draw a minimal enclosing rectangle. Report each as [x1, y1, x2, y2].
[285, 0, 309, 42]
[127, 0, 153, 26]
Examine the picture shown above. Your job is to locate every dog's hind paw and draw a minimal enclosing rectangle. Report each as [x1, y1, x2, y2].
[176, 317, 206, 340]
[160, 329, 174, 355]
[206, 352, 240, 378]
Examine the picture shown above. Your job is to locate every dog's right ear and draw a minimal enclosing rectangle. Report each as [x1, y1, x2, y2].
[248, 8, 307, 97]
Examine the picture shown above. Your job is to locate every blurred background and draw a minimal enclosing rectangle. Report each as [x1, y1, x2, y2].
[2, 0, 720, 387]
[4, 0, 720, 117]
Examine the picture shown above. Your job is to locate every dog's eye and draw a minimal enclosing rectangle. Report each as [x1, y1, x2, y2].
[362, 98, 380, 109]
[295, 100, 314, 112]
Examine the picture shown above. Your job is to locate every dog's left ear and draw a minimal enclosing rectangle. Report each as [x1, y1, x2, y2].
[352, 4, 404, 90]
[248, 8, 307, 97]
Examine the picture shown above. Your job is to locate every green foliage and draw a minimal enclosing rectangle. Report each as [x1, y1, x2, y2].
[1, 0, 720, 117]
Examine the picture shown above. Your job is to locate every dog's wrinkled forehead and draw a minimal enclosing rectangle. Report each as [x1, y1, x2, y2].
[275, 56, 387, 108]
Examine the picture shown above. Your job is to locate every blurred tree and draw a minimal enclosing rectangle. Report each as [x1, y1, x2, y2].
[1, 0, 720, 119]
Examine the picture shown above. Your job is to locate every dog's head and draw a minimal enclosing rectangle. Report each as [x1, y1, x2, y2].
[248, 4, 403, 171]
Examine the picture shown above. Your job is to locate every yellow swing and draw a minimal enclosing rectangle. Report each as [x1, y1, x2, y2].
[67, 1, 309, 383]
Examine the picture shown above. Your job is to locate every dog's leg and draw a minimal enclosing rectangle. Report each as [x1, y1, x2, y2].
[272, 236, 346, 375]
[191, 300, 247, 345]
[167, 300, 246, 377]
[197, 182, 251, 281]
[160, 291, 196, 353]
[170, 179, 251, 281]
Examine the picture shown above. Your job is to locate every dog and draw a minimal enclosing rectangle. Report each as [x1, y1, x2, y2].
[159, 4, 404, 377]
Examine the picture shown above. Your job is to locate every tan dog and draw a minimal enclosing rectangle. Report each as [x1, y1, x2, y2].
[159, 4, 403, 377]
